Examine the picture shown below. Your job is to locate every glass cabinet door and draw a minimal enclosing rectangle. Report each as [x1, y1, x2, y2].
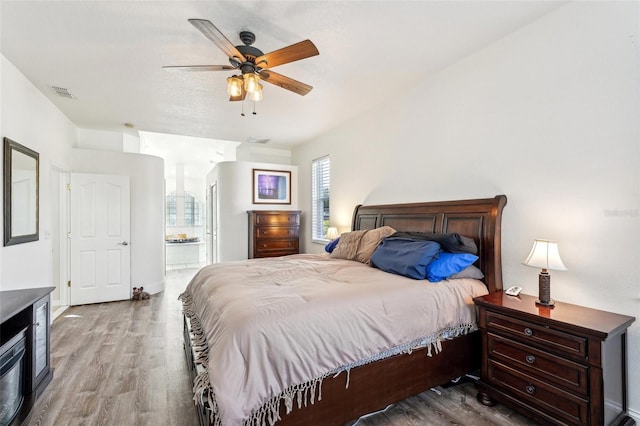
[32, 295, 50, 387]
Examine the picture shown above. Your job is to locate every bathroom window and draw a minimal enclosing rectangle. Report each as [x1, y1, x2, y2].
[166, 192, 202, 226]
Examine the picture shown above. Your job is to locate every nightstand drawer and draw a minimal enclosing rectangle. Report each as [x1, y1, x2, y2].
[255, 226, 299, 239]
[488, 360, 588, 425]
[488, 333, 588, 396]
[486, 311, 587, 360]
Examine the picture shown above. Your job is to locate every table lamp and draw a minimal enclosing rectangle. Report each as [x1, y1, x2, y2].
[522, 239, 567, 306]
[326, 227, 339, 241]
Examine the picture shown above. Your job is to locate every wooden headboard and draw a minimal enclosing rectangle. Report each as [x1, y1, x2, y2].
[351, 195, 507, 293]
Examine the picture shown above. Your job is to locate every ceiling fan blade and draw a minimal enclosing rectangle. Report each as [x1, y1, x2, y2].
[260, 70, 313, 96]
[162, 65, 235, 72]
[188, 18, 247, 62]
[255, 40, 319, 69]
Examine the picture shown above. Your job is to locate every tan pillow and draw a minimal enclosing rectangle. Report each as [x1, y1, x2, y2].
[330, 226, 396, 264]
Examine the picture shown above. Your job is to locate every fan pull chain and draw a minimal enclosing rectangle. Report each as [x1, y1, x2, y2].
[240, 101, 257, 117]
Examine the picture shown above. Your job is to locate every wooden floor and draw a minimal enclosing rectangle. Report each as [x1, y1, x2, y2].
[27, 268, 536, 426]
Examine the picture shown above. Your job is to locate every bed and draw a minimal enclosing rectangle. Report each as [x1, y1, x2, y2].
[181, 195, 507, 426]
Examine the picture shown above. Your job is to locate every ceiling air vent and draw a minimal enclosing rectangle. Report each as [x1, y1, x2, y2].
[246, 137, 270, 144]
[50, 85, 76, 99]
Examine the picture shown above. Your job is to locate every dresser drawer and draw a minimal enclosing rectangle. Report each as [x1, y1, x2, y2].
[255, 226, 299, 239]
[254, 212, 300, 226]
[488, 360, 588, 425]
[254, 240, 299, 256]
[256, 240, 298, 250]
[487, 333, 588, 396]
[486, 311, 587, 360]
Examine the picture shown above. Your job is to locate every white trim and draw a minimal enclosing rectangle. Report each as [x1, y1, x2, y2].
[139, 277, 166, 295]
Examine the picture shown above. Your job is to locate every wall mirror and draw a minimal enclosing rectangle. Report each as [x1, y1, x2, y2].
[3, 137, 39, 246]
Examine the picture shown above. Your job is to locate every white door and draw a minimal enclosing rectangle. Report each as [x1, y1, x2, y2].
[70, 173, 131, 305]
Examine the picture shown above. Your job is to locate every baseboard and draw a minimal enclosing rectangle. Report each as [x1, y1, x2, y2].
[628, 407, 640, 423]
[51, 305, 69, 321]
[139, 277, 165, 295]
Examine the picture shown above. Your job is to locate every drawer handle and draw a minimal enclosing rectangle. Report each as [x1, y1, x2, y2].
[262, 244, 267, 248]
[524, 327, 533, 337]
[525, 355, 536, 364]
[525, 384, 536, 395]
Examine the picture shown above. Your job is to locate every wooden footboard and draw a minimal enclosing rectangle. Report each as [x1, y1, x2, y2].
[276, 331, 481, 426]
[184, 314, 480, 426]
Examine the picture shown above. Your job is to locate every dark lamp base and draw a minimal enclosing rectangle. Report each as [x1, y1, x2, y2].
[537, 270, 554, 307]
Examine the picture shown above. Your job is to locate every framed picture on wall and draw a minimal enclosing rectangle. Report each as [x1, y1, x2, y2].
[252, 169, 291, 204]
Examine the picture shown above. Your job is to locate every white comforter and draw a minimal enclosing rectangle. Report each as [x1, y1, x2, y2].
[181, 254, 489, 426]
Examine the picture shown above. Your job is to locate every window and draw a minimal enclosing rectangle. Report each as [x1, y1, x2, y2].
[166, 192, 202, 226]
[184, 193, 202, 226]
[166, 193, 177, 226]
[311, 156, 330, 242]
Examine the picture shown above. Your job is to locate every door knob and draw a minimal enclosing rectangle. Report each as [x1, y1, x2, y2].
[118, 241, 129, 246]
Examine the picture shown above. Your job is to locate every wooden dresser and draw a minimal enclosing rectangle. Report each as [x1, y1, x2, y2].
[474, 291, 636, 426]
[248, 210, 300, 259]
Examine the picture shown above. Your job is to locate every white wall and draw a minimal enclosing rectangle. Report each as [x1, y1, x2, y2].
[236, 144, 292, 165]
[207, 161, 298, 262]
[77, 127, 142, 153]
[0, 55, 76, 291]
[71, 148, 166, 294]
[293, 1, 640, 418]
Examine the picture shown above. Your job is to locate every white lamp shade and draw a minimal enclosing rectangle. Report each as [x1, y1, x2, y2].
[522, 239, 567, 271]
[326, 227, 339, 240]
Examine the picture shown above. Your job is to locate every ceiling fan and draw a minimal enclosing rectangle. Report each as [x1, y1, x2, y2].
[164, 19, 319, 102]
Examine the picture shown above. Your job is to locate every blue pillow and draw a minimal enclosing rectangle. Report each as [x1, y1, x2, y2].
[324, 237, 340, 253]
[426, 252, 479, 282]
[370, 238, 440, 280]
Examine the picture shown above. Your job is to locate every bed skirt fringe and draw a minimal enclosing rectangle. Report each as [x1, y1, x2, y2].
[179, 290, 476, 426]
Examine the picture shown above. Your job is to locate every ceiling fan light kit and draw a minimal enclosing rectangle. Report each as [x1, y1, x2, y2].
[164, 18, 319, 107]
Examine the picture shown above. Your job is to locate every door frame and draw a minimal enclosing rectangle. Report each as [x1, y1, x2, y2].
[50, 165, 70, 320]
[207, 182, 218, 264]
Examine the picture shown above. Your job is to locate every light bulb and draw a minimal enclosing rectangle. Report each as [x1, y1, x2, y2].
[243, 73, 260, 93]
[226, 76, 242, 97]
[249, 83, 263, 102]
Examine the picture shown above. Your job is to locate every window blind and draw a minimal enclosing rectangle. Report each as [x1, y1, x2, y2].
[311, 156, 330, 242]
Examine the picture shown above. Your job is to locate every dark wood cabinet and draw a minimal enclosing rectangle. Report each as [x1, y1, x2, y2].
[0, 287, 54, 425]
[474, 291, 635, 426]
[248, 210, 300, 258]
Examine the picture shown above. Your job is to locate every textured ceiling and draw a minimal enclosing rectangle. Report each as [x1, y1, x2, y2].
[1, 1, 565, 148]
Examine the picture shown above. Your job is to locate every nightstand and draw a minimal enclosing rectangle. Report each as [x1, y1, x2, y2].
[474, 291, 635, 426]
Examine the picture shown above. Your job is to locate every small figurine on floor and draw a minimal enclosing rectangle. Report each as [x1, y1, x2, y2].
[132, 287, 150, 301]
